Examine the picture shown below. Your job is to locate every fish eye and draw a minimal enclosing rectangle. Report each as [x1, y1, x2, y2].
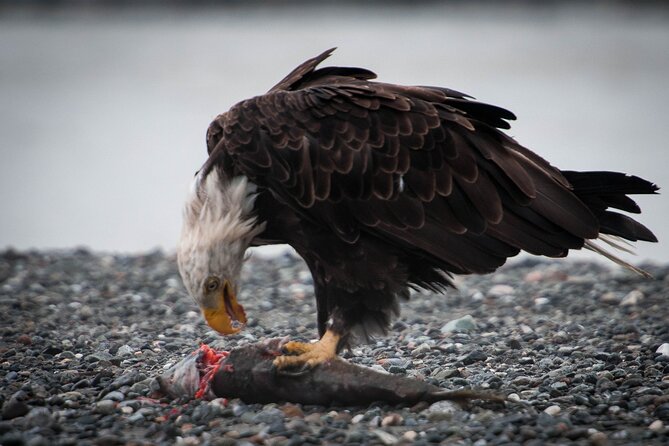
[204, 277, 220, 293]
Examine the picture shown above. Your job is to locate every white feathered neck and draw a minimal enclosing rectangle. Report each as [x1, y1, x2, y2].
[177, 170, 264, 301]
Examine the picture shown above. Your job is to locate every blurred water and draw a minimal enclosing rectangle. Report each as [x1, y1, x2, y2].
[1, 4, 667, 263]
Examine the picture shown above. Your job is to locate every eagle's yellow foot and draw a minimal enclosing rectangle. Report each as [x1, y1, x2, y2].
[273, 330, 340, 369]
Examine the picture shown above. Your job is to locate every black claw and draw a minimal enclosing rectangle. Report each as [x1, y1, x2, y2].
[274, 364, 312, 377]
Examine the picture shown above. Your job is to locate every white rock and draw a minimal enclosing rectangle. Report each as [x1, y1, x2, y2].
[656, 343, 669, 357]
[534, 297, 550, 307]
[599, 292, 619, 304]
[402, 431, 418, 441]
[488, 284, 514, 297]
[649, 420, 664, 432]
[544, 405, 561, 416]
[440, 315, 477, 333]
[471, 291, 485, 301]
[372, 429, 398, 446]
[381, 413, 403, 427]
[520, 324, 534, 334]
[620, 290, 644, 306]
[411, 343, 431, 355]
[351, 414, 365, 424]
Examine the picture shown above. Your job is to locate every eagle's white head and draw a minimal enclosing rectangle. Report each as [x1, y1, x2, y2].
[176, 169, 264, 334]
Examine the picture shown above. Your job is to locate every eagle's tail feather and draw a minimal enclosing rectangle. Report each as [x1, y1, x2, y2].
[562, 170, 658, 275]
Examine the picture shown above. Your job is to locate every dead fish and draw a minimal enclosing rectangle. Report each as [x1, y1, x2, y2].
[159, 340, 504, 406]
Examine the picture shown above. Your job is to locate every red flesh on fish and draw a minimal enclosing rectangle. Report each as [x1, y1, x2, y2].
[194, 344, 229, 399]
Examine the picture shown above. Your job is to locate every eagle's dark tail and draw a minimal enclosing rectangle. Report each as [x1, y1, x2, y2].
[562, 170, 658, 275]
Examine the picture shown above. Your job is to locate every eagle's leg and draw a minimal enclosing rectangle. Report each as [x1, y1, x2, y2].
[273, 329, 340, 369]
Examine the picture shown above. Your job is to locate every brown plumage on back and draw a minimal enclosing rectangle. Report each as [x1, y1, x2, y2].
[181, 48, 658, 369]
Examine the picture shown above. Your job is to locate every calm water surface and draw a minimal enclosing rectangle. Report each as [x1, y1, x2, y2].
[1, 5, 667, 264]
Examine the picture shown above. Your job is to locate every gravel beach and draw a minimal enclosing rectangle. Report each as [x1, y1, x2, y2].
[1, 248, 668, 445]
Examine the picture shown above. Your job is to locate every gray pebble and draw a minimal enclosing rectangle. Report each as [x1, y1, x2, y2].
[2, 393, 29, 420]
[101, 391, 125, 402]
[462, 350, 488, 365]
[116, 344, 134, 357]
[422, 401, 459, 421]
[94, 400, 116, 415]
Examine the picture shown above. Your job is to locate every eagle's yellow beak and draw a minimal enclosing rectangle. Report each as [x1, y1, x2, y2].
[202, 281, 247, 335]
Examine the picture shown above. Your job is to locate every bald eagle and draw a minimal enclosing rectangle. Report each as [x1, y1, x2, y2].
[177, 48, 658, 368]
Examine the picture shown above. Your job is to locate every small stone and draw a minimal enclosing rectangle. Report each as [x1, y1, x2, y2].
[351, 413, 365, 424]
[25, 407, 52, 427]
[381, 413, 403, 426]
[656, 343, 669, 357]
[2, 394, 29, 420]
[589, 431, 608, 446]
[596, 377, 617, 392]
[372, 429, 398, 445]
[620, 290, 644, 306]
[16, 334, 32, 345]
[127, 412, 145, 423]
[95, 400, 116, 414]
[368, 415, 381, 427]
[524, 270, 544, 282]
[507, 339, 522, 350]
[259, 300, 273, 311]
[402, 431, 418, 442]
[79, 305, 94, 318]
[73, 378, 91, 389]
[488, 284, 514, 297]
[423, 400, 458, 421]
[116, 345, 134, 357]
[253, 407, 284, 424]
[441, 315, 477, 333]
[544, 405, 561, 416]
[649, 420, 664, 432]
[534, 297, 550, 307]
[600, 292, 619, 304]
[507, 393, 521, 402]
[550, 381, 568, 393]
[462, 350, 487, 365]
[411, 343, 431, 355]
[431, 368, 460, 380]
[520, 324, 533, 334]
[655, 403, 669, 421]
[281, 403, 303, 418]
[102, 391, 125, 402]
[86, 351, 113, 363]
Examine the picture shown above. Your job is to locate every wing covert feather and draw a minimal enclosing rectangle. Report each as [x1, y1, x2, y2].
[205, 72, 603, 274]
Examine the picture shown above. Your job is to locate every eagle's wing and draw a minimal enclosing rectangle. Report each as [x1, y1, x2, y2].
[203, 53, 645, 275]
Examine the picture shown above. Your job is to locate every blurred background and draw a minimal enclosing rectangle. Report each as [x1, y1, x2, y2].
[1, 1, 667, 264]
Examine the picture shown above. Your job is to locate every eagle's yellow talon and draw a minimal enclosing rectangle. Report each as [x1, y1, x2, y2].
[273, 330, 340, 369]
[282, 341, 311, 355]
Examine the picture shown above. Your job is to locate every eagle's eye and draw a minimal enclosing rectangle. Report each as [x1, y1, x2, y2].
[204, 276, 221, 293]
